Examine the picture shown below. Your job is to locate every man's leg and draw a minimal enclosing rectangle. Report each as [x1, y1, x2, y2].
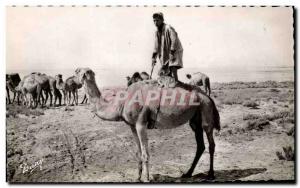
[170, 66, 178, 82]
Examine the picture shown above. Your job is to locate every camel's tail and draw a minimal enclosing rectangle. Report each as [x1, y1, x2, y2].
[210, 97, 220, 131]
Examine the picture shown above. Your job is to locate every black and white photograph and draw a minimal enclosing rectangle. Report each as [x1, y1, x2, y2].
[5, 6, 295, 183]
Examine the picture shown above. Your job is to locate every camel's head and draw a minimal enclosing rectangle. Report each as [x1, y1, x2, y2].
[127, 72, 143, 87]
[140, 72, 150, 80]
[76, 68, 95, 83]
[55, 74, 64, 84]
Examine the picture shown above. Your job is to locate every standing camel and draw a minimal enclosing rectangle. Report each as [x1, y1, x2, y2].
[186, 72, 211, 96]
[30, 73, 52, 107]
[76, 68, 220, 182]
[17, 74, 39, 108]
[6, 73, 21, 104]
[47, 75, 62, 106]
[126, 72, 150, 87]
[55, 74, 82, 106]
[75, 68, 91, 104]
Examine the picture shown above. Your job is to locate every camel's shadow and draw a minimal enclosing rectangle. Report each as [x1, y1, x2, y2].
[151, 168, 267, 183]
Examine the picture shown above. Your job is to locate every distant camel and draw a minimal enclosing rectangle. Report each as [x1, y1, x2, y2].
[6, 73, 21, 104]
[76, 68, 220, 182]
[47, 75, 62, 106]
[31, 73, 52, 107]
[55, 74, 82, 106]
[16, 74, 39, 108]
[75, 68, 91, 104]
[126, 72, 150, 87]
[186, 72, 211, 96]
[140, 72, 150, 80]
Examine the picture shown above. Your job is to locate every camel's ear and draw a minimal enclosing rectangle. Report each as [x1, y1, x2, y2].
[75, 68, 81, 75]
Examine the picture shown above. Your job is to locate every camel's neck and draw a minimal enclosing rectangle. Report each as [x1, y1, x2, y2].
[84, 79, 101, 100]
[84, 79, 122, 121]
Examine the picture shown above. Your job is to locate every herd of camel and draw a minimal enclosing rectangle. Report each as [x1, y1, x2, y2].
[7, 68, 219, 182]
[6, 71, 91, 108]
[6, 70, 153, 108]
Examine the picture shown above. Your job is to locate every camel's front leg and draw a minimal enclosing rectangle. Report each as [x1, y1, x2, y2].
[136, 122, 149, 182]
[75, 89, 79, 105]
[63, 90, 67, 105]
[136, 108, 150, 182]
[12, 92, 16, 103]
[72, 91, 76, 105]
[129, 126, 143, 181]
[6, 87, 11, 104]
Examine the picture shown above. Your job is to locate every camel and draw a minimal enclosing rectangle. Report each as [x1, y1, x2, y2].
[186, 72, 211, 96]
[127, 72, 150, 87]
[15, 80, 25, 105]
[75, 68, 91, 104]
[76, 68, 220, 182]
[6, 73, 21, 104]
[15, 73, 52, 108]
[55, 74, 82, 106]
[30, 73, 53, 107]
[47, 75, 62, 106]
[140, 72, 150, 80]
[17, 74, 39, 108]
[127, 72, 143, 86]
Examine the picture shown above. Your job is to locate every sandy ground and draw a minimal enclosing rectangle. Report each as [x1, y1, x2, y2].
[6, 83, 295, 183]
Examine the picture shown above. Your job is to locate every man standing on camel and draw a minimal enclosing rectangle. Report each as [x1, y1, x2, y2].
[152, 12, 183, 84]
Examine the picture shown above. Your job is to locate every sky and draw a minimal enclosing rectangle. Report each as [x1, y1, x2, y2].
[6, 6, 294, 72]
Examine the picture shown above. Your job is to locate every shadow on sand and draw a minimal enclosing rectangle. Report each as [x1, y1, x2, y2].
[152, 168, 267, 183]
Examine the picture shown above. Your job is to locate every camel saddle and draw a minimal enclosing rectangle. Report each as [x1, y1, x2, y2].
[157, 75, 176, 88]
[156, 60, 176, 88]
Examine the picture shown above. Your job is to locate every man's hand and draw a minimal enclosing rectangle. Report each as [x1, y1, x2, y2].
[152, 58, 156, 67]
[152, 52, 157, 67]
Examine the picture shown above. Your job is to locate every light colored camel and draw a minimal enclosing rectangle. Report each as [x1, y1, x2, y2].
[55, 74, 82, 106]
[76, 68, 220, 182]
[17, 74, 39, 108]
[75, 68, 90, 104]
[186, 72, 211, 96]
[16, 73, 52, 108]
[30, 73, 52, 107]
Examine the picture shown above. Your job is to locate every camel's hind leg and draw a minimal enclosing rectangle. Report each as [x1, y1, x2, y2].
[81, 94, 87, 104]
[75, 89, 79, 105]
[71, 90, 76, 105]
[182, 113, 205, 178]
[43, 90, 49, 106]
[48, 90, 53, 106]
[202, 100, 216, 179]
[63, 90, 67, 105]
[205, 130, 215, 179]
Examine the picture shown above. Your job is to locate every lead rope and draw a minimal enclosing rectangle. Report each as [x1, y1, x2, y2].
[151, 86, 163, 129]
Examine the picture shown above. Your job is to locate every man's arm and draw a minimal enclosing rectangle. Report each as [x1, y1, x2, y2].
[152, 32, 159, 66]
[169, 26, 177, 53]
